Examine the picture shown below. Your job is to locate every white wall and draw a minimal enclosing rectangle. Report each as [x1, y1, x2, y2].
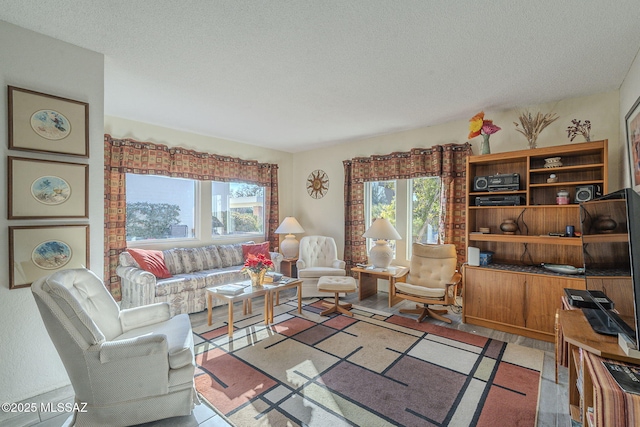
[620, 49, 640, 189]
[104, 116, 295, 249]
[0, 22, 104, 403]
[291, 91, 621, 261]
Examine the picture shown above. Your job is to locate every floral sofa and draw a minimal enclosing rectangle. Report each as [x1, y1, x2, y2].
[117, 242, 282, 315]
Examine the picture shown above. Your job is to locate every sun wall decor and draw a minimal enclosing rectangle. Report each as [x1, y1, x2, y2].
[306, 169, 329, 199]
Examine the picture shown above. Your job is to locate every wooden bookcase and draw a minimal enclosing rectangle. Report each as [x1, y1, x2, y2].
[558, 309, 640, 426]
[463, 140, 608, 342]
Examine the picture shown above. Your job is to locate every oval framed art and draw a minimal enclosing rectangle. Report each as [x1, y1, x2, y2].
[8, 157, 88, 219]
[8, 225, 89, 289]
[31, 240, 73, 270]
[31, 175, 72, 205]
[306, 169, 329, 199]
[8, 86, 88, 157]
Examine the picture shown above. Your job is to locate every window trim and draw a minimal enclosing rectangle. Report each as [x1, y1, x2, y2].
[364, 178, 442, 266]
[125, 178, 267, 249]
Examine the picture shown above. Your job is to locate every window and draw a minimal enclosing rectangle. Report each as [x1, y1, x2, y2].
[126, 174, 196, 241]
[365, 180, 397, 255]
[410, 177, 442, 244]
[364, 177, 442, 264]
[212, 182, 265, 237]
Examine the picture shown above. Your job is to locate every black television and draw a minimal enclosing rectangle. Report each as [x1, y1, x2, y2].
[579, 188, 640, 352]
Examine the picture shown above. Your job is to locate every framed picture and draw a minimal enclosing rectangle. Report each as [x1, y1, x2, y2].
[8, 86, 89, 157]
[9, 225, 89, 289]
[626, 94, 640, 193]
[8, 157, 88, 219]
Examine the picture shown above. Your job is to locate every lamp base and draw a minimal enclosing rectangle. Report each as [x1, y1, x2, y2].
[368, 240, 393, 268]
[280, 234, 299, 259]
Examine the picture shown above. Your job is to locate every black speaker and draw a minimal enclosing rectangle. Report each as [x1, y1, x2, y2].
[474, 176, 489, 191]
[575, 184, 603, 203]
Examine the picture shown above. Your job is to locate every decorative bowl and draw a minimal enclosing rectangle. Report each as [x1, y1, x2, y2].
[544, 157, 563, 168]
[542, 263, 585, 275]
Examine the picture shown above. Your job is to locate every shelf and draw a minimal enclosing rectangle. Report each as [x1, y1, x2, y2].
[469, 190, 527, 196]
[530, 180, 604, 188]
[468, 140, 607, 164]
[530, 163, 605, 174]
[468, 234, 583, 245]
[469, 204, 579, 209]
[581, 233, 628, 243]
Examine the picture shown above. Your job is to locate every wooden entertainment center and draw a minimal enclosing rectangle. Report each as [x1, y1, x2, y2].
[463, 140, 608, 342]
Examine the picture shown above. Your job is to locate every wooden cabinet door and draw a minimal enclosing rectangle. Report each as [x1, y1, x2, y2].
[525, 276, 585, 333]
[464, 268, 526, 327]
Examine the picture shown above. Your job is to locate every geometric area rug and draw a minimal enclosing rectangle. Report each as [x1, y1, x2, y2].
[193, 298, 543, 427]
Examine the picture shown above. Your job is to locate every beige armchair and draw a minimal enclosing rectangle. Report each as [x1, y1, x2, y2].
[31, 268, 198, 426]
[394, 243, 461, 323]
[296, 235, 346, 297]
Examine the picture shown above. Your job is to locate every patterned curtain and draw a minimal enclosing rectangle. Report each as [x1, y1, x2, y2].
[104, 135, 279, 299]
[343, 143, 471, 272]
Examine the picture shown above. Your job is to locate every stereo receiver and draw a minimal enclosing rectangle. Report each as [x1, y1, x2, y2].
[475, 195, 525, 206]
[473, 173, 520, 192]
[488, 173, 520, 191]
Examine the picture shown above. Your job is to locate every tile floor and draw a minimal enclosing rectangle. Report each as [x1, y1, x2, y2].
[7, 289, 569, 427]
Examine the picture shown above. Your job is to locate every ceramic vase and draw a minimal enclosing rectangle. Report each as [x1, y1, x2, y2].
[480, 134, 491, 155]
[500, 219, 518, 235]
[249, 269, 266, 287]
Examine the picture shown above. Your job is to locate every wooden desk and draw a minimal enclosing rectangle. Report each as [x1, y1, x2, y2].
[350, 266, 408, 307]
[556, 309, 640, 426]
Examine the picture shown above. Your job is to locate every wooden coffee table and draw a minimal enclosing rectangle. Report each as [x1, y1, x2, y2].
[206, 278, 303, 336]
[206, 282, 268, 336]
[263, 278, 302, 323]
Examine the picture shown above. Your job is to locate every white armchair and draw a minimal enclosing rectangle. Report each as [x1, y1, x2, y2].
[31, 268, 198, 426]
[297, 235, 346, 297]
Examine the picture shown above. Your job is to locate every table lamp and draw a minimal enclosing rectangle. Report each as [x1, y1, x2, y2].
[362, 218, 402, 268]
[275, 217, 305, 258]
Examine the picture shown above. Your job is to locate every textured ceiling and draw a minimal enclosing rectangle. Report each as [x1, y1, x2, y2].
[1, 1, 640, 153]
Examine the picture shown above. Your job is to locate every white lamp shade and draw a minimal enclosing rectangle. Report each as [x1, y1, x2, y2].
[362, 218, 402, 240]
[275, 217, 305, 259]
[363, 218, 402, 268]
[275, 217, 305, 234]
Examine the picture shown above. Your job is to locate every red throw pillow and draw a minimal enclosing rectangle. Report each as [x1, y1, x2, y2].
[127, 248, 172, 279]
[242, 242, 270, 260]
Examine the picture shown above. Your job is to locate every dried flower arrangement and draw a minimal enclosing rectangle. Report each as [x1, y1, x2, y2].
[513, 111, 559, 149]
[566, 119, 591, 142]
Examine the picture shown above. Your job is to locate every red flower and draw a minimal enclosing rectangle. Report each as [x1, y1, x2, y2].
[242, 253, 274, 273]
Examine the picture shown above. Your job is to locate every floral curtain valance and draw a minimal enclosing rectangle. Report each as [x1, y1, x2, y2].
[343, 143, 471, 272]
[344, 145, 463, 181]
[104, 134, 279, 299]
[105, 136, 277, 184]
